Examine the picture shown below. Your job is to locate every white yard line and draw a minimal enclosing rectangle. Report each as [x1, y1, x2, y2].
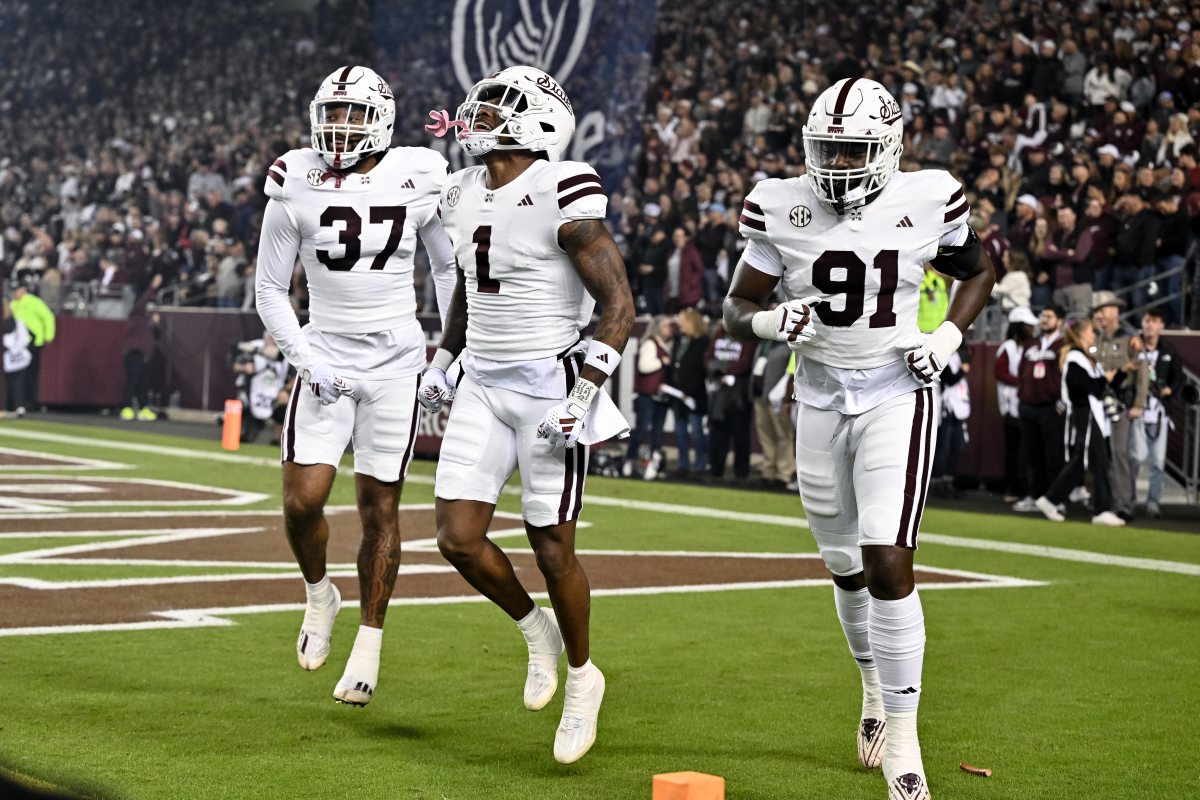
[0, 427, 1195, 577]
[0, 563, 456, 590]
[0, 447, 130, 471]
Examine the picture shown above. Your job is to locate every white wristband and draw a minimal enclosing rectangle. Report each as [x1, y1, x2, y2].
[583, 340, 621, 376]
[926, 321, 963, 363]
[751, 309, 781, 341]
[429, 347, 455, 372]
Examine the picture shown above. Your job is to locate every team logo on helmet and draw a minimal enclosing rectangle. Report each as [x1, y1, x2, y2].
[450, 0, 595, 94]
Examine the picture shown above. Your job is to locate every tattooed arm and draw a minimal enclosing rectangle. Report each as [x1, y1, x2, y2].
[559, 218, 636, 390]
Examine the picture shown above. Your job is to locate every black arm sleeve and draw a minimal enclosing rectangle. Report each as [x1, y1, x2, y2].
[931, 227, 983, 280]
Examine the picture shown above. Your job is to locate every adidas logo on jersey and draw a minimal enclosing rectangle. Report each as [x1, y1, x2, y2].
[517, 195, 534, 207]
[896, 216, 914, 228]
[400, 178, 415, 189]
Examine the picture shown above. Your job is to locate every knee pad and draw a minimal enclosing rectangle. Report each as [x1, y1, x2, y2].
[810, 523, 862, 577]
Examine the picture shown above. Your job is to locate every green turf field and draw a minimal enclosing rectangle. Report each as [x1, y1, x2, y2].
[0, 419, 1197, 799]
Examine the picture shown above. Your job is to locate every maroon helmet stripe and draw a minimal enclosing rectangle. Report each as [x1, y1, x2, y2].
[268, 169, 284, 187]
[272, 159, 287, 173]
[398, 375, 421, 480]
[908, 389, 936, 548]
[283, 379, 301, 463]
[947, 187, 964, 206]
[559, 186, 604, 208]
[831, 77, 860, 123]
[558, 173, 602, 191]
[739, 214, 766, 232]
[558, 357, 579, 524]
[895, 389, 926, 546]
[743, 199, 764, 216]
[337, 66, 353, 84]
[944, 200, 970, 223]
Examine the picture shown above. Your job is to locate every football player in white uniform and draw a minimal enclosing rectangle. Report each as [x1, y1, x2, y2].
[255, 66, 456, 707]
[419, 65, 634, 764]
[723, 78, 995, 800]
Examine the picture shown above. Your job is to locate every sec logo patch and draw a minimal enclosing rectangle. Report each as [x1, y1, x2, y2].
[790, 205, 811, 227]
[307, 169, 324, 187]
[447, 186, 461, 207]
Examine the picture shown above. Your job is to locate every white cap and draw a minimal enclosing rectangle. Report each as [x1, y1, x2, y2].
[1008, 306, 1039, 326]
[1016, 194, 1040, 210]
[902, 82, 919, 95]
[643, 202, 661, 217]
[1119, 100, 1136, 113]
[1097, 144, 1121, 158]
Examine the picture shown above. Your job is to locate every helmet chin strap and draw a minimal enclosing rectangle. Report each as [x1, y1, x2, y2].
[834, 184, 870, 215]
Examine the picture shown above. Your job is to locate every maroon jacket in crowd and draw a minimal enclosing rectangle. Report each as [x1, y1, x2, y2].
[1017, 331, 1064, 406]
[122, 282, 160, 357]
[672, 242, 705, 310]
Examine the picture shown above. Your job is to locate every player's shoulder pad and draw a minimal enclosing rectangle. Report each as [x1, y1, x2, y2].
[545, 160, 605, 216]
[908, 168, 969, 223]
[264, 148, 323, 200]
[740, 178, 795, 236]
[390, 146, 450, 176]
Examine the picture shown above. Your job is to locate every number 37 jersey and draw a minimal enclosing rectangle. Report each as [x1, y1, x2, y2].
[738, 170, 969, 370]
[439, 160, 608, 362]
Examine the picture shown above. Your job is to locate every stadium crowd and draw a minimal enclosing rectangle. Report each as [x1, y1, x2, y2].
[0, 0, 1196, 509]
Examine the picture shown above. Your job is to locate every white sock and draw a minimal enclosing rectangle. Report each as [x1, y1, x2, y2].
[343, 625, 382, 680]
[304, 574, 333, 606]
[834, 585, 875, 668]
[566, 659, 596, 685]
[868, 590, 925, 715]
[883, 710, 923, 777]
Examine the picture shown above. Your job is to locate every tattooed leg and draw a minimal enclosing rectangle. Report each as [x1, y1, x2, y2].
[355, 473, 403, 628]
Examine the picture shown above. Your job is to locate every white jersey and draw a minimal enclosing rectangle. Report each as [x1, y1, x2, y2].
[739, 170, 969, 370]
[255, 146, 456, 378]
[439, 160, 607, 362]
[240, 340, 289, 421]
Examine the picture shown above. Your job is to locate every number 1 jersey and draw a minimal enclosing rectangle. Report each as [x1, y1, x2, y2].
[738, 170, 969, 371]
[439, 160, 607, 362]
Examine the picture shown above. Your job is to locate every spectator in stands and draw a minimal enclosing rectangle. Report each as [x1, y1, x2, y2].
[1028, 216, 1055, 309]
[119, 274, 163, 421]
[635, 205, 669, 315]
[1014, 305, 1066, 514]
[666, 228, 705, 313]
[995, 307, 1038, 503]
[1106, 192, 1160, 298]
[706, 321, 754, 482]
[9, 281, 55, 411]
[1153, 193, 1190, 325]
[1034, 319, 1125, 527]
[665, 308, 709, 479]
[1044, 205, 1095, 316]
[752, 337, 795, 490]
[2, 298, 32, 417]
[1091, 291, 1149, 522]
[1131, 309, 1185, 518]
[625, 316, 674, 479]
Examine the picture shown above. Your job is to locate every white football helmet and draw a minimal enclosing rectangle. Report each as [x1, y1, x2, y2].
[455, 65, 576, 161]
[309, 66, 396, 169]
[802, 78, 903, 213]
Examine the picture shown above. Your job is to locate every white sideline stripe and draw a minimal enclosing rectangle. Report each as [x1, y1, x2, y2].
[0, 573, 1043, 637]
[0, 506, 359, 520]
[1, 428, 1195, 577]
[0, 447, 130, 471]
[0, 528, 265, 563]
[0, 564, 456, 590]
[0, 473, 267, 511]
[919, 533, 1200, 577]
[0, 484, 105, 494]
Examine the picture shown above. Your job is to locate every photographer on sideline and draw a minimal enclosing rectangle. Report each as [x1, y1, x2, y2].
[232, 333, 289, 444]
[1130, 309, 1184, 518]
[1090, 291, 1148, 523]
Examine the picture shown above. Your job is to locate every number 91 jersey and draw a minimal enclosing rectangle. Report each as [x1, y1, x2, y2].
[738, 170, 969, 370]
[438, 160, 607, 362]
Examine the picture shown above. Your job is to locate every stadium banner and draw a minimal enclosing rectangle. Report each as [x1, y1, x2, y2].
[377, 0, 661, 188]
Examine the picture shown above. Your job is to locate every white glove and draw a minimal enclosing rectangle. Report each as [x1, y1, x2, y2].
[537, 378, 598, 449]
[751, 296, 821, 347]
[418, 367, 453, 413]
[302, 363, 355, 406]
[899, 321, 963, 385]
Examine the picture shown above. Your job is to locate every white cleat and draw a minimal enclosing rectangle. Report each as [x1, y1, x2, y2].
[1091, 511, 1126, 527]
[333, 673, 375, 706]
[858, 717, 887, 769]
[554, 665, 605, 764]
[296, 583, 341, 671]
[525, 608, 564, 711]
[887, 771, 931, 800]
[1034, 496, 1065, 522]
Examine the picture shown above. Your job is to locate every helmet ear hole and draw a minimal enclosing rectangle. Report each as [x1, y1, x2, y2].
[541, 123, 556, 133]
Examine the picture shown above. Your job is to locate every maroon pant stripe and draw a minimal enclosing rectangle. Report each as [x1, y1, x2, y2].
[557, 357, 578, 524]
[908, 389, 936, 548]
[398, 375, 421, 480]
[895, 389, 927, 547]
[569, 354, 587, 520]
[831, 77, 860, 123]
[283, 379, 301, 463]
